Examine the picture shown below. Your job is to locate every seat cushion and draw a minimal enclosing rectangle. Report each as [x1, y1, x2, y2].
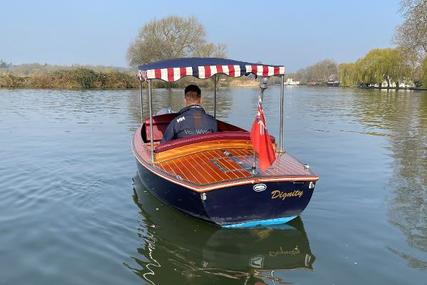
[144, 113, 178, 142]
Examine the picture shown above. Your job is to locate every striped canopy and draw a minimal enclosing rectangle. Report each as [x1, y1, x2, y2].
[137, 57, 285, 82]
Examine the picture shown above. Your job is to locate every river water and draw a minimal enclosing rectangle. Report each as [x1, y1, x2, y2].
[0, 86, 426, 285]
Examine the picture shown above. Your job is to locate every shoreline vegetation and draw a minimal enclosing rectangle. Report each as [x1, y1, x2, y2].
[2, 57, 425, 90]
[1, 65, 426, 91]
[0, 67, 138, 89]
[0, 65, 262, 90]
[0, 60, 425, 90]
[284, 52, 427, 91]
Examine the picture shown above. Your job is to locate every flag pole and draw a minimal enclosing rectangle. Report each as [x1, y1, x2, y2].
[139, 81, 144, 123]
[252, 95, 261, 175]
[148, 80, 155, 163]
[279, 74, 285, 152]
[251, 96, 259, 175]
[213, 74, 217, 118]
[251, 153, 257, 174]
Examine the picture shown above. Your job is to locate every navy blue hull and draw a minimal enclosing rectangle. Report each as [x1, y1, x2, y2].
[203, 181, 314, 226]
[136, 162, 210, 221]
[136, 160, 315, 227]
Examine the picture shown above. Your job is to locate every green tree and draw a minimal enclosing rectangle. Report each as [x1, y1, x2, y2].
[338, 63, 357, 87]
[385, 49, 411, 88]
[356, 49, 384, 86]
[72, 68, 98, 89]
[355, 48, 410, 87]
[127, 16, 226, 66]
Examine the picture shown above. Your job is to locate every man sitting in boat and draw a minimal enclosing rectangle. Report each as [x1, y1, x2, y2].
[161, 84, 218, 143]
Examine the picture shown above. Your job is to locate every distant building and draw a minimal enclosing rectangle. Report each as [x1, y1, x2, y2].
[370, 80, 415, 89]
[284, 78, 300, 86]
[327, 74, 339, 86]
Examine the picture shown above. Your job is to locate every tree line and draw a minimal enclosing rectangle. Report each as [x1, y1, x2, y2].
[286, 59, 338, 85]
[288, 0, 427, 89]
[338, 48, 416, 88]
[340, 0, 427, 88]
[287, 47, 427, 89]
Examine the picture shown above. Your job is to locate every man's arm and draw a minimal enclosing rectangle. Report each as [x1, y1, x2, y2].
[160, 121, 176, 144]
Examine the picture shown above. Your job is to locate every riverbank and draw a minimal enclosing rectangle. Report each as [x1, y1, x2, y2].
[295, 85, 427, 91]
[0, 68, 139, 89]
[359, 86, 427, 91]
[0, 68, 261, 90]
[2, 68, 425, 91]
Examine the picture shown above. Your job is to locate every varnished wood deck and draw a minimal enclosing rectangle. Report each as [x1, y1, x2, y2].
[153, 141, 316, 186]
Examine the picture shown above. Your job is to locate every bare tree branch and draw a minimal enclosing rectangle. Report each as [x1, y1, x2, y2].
[127, 16, 223, 67]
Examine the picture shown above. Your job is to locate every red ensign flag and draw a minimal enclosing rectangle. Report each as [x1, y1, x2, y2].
[250, 98, 276, 171]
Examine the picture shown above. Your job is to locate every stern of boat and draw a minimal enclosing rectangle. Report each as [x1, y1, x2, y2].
[200, 179, 317, 228]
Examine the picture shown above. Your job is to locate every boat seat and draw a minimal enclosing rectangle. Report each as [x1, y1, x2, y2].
[142, 113, 247, 143]
[142, 113, 177, 143]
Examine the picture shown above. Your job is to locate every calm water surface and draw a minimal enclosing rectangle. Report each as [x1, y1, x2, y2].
[0, 87, 426, 285]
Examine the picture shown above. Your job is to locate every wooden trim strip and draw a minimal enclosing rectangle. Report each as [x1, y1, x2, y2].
[155, 140, 253, 162]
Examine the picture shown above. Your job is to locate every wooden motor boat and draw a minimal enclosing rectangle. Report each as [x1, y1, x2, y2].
[132, 58, 319, 228]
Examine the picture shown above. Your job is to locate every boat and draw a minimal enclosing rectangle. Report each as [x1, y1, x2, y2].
[284, 78, 300, 86]
[129, 177, 316, 284]
[132, 57, 319, 228]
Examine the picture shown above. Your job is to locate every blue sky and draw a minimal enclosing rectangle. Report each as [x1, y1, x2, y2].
[0, 0, 402, 71]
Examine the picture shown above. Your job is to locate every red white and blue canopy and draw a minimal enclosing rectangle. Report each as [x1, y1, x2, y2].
[137, 57, 285, 82]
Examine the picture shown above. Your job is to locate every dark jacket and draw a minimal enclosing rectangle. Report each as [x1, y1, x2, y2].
[161, 105, 217, 143]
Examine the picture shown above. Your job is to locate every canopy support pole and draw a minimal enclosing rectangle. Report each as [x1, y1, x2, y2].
[279, 75, 285, 153]
[139, 81, 143, 123]
[148, 80, 155, 163]
[213, 74, 217, 118]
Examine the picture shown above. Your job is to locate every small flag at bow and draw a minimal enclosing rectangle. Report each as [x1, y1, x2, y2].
[250, 97, 276, 171]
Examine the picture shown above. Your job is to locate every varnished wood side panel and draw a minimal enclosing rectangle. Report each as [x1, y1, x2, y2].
[154, 140, 254, 162]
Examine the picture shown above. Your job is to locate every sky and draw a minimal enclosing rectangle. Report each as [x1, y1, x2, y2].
[0, 0, 403, 72]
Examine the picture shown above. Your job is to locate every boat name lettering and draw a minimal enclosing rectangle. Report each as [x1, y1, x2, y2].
[271, 190, 303, 200]
[269, 246, 300, 257]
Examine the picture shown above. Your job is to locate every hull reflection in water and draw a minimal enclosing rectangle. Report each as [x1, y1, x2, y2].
[127, 175, 316, 285]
